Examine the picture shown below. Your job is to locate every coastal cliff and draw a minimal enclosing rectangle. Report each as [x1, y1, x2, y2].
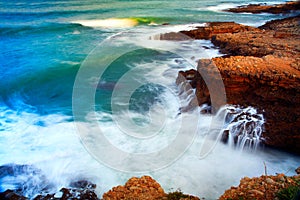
[174, 14, 300, 154]
[0, 2, 299, 200]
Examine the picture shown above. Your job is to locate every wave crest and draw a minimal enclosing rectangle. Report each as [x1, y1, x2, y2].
[72, 18, 139, 28]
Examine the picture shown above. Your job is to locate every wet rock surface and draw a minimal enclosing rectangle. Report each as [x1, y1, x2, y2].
[0, 180, 99, 200]
[0, 190, 28, 200]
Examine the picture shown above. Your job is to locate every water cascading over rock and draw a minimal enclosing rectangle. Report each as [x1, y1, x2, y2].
[220, 106, 264, 151]
[176, 68, 265, 151]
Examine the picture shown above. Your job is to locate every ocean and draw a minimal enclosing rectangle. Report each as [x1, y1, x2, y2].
[0, 0, 299, 199]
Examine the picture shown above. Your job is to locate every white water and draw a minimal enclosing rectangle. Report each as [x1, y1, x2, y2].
[1, 106, 299, 199]
[1, 25, 300, 200]
[222, 106, 264, 150]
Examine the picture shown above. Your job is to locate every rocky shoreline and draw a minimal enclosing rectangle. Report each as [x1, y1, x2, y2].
[1, 2, 300, 200]
[224, 1, 300, 14]
[2, 171, 299, 199]
[173, 13, 300, 154]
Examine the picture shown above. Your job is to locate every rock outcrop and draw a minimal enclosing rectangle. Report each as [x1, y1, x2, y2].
[102, 176, 200, 200]
[0, 190, 28, 200]
[220, 173, 300, 200]
[211, 16, 300, 58]
[0, 180, 99, 200]
[172, 12, 300, 153]
[180, 22, 258, 40]
[224, 1, 300, 14]
[102, 176, 166, 200]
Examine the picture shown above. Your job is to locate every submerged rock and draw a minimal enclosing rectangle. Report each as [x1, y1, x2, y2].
[0, 186, 100, 200]
[0, 164, 53, 197]
[0, 164, 99, 200]
[32, 180, 99, 200]
[0, 185, 100, 200]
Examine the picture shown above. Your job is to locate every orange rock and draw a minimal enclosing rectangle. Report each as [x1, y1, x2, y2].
[175, 15, 300, 154]
[102, 176, 166, 200]
[224, 1, 300, 14]
[220, 174, 300, 200]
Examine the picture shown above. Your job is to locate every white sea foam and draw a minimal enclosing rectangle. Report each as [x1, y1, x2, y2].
[1, 104, 299, 199]
[0, 51, 299, 196]
[204, 3, 240, 12]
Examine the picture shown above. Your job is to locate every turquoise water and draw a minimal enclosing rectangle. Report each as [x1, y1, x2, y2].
[0, 0, 290, 115]
[1, 0, 299, 199]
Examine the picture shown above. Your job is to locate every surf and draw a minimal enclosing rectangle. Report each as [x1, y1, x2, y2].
[72, 18, 140, 29]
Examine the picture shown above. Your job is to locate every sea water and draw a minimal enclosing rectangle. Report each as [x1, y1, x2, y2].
[0, 0, 299, 199]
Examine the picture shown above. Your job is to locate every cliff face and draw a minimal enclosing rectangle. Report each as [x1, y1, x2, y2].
[173, 16, 300, 153]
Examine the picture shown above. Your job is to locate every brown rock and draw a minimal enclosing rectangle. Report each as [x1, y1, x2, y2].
[102, 176, 166, 200]
[211, 16, 300, 58]
[224, 1, 300, 14]
[180, 22, 258, 40]
[0, 190, 28, 200]
[177, 55, 300, 153]
[220, 174, 300, 200]
[103, 176, 201, 200]
[157, 22, 258, 41]
[296, 167, 300, 174]
[174, 14, 300, 154]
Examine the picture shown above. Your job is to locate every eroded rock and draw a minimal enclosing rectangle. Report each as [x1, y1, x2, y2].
[174, 14, 300, 153]
[224, 1, 300, 14]
[220, 174, 300, 200]
[102, 176, 166, 200]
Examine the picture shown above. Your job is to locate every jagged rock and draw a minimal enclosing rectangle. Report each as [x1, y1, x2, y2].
[102, 176, 201, 200]
[0, 186, 100, 200]
[211, 16, 300, 58]
[224, 1, 300, 14]
[0, 190, 28, 200]
[69, 180, 96, 190]
[259, 15, 300, 37]
[219, 174, 300, 200]
[102, 176, 166, 200]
